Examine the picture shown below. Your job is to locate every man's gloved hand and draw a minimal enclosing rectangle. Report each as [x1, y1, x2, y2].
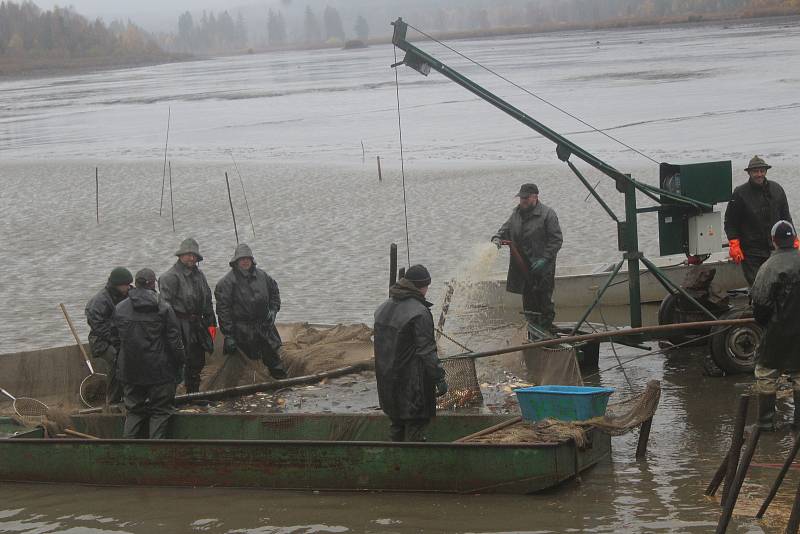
[208, 326, 217, 343]
[491, 237, 502, 249]
[794, 237, 799, 249]
[530, 258, 549, 274]
[435, 379, 449, 397]
[223, 336, 237, 355]
[729, 239, 745, 264]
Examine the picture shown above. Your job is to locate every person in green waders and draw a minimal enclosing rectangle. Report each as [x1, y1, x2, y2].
[751, 221, 800, 431]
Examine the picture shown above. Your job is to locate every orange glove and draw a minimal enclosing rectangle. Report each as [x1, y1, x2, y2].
[208, 326, 217, 343]
[794, 237, 799, 249]
[729, 239, 745, 264]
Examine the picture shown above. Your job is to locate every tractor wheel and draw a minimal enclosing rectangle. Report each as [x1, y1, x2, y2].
[708, 307, 761, 374]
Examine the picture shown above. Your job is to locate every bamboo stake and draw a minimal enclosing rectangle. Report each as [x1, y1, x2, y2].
[716, 426, 762, 533]
[722, 395, 751, 505]
[377, 155, 382, 181]
[168, 161, 175, 232]
[159, 106, 171, 216]
[757, 431, 800, 518]
[95, 167, 99, 224]
[224, 172, 239, 245]
[361, 140, 365, 163]
[229, 151, 256, 238]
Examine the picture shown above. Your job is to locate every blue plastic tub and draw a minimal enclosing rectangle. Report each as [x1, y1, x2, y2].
[514, 385, 615, 422]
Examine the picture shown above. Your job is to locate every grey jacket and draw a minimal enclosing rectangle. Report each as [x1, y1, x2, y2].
[84, 284, 128, 357]
[214, 265, 282, 351]
[493, 202, 563, 293]
[751, 248, 800, 370]
[158, 260, 216, 351]
[374, 279, 444, 421]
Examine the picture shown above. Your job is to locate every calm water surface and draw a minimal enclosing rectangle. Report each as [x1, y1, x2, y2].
[2, 17, 800, 533]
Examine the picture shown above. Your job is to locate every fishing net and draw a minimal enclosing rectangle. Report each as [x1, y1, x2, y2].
[79, 373, 108, 407]
[464, 380, 661, 444]
[437, 357, 484, 410]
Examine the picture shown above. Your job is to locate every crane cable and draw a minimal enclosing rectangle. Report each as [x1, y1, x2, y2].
[406, 23, 659, 165]
[393, 44, 412, 266]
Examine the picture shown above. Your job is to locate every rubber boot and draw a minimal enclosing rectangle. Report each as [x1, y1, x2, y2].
[758, 393, 777, 431]
[793, 390, 800, 431]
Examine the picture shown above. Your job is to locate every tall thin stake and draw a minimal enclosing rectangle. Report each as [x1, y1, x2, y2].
[229, 151, 256, 238]
[159, 107, 171, 216]
[361, 140, 365, 163]
[95, 166, 99, 224]
[168, 161, 175, 232]
[224, 172, 239, 245]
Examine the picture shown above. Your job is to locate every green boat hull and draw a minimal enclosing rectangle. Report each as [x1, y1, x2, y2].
[0, 413, 610, 494]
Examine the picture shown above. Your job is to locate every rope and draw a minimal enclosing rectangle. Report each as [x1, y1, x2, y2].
[406, 23, 659, 165]
[393, 45, 412, 266]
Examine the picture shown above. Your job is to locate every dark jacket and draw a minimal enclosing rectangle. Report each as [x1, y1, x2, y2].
[214, 265, 282, 351]
[724, 179, 792, 257]
[751, 248, 800, 370]
[493, 202, 563, 294]
[84, 284, 128, 357]
[158, 260, 216, 351]
[113, 287, 186, 386]
[374, 279, 444, 421]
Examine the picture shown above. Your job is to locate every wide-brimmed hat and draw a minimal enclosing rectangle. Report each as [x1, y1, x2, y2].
[174, 238, 203, 261]
[515, 183, 539, 197]
[745, 155, 771, 171]
[229, 243, 256, 267]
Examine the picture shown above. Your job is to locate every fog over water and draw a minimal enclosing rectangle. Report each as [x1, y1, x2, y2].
[1, 17, 800, 533]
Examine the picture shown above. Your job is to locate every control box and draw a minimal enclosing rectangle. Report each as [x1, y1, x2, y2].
[688, 212, 723, 255]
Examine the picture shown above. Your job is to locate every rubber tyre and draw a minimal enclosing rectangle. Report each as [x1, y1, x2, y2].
[708, 307, 761, 374]
[657, 293, 708, 347]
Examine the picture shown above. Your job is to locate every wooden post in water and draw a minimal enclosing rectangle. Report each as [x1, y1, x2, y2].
[721, 395, 751, 504]
[786, 477, 800, 533]
[377, 156, 382, 182]
[361, 140, 365, 164]
[389, 243, 397, 290]
[757, 431, 800, 518]
[635, 417, 653, 460]
[716, 425, 762, 533]
[95, 167, 99, 224]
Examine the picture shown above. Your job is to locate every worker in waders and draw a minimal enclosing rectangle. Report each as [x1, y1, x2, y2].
[114, 269, 185, 439]
[492, 183, 563, 330]
[724, 156, 794, 286]
[158, 238, 217, 393]
[84, 267, 132, 404]
[374, 265, 448, 442]
[214, 244, 288, 379]
[751, 221, 800, 431]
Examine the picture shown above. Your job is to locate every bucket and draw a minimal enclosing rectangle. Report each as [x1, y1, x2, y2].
[514, 385, 615, 422]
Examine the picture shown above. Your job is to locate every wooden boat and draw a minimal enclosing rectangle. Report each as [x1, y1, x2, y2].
[0, 413, 610, 494]
[480, 252, 746, 309]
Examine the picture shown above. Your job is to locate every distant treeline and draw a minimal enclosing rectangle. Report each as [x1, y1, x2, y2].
[159, 0, 800, 55]
[0, 1, 164, 61]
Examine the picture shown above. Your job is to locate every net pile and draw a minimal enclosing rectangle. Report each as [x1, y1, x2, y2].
[465, 380, 661, 444]
[437, 357, 483, 410]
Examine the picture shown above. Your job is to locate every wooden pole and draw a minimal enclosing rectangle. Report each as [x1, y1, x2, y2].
[716, 426, 762, 533]
[361, 140, 365, 163]
[229, 151, 256, 238]
[635, 417, 653, 460]
[168, 161, 175, 233]
[224, 172, 239, 245]
[786, 476, 800, 533]
[757, 431, 800, 518]
[722, 395, 751, 504]
[389, 243, 398, 289]
[454, 416, 522, 443]
[95, 166, 99, 224]
[377, 155, 382, 181]
[706, 452, 730, 496]
[444, 318, 755, 362]
[159, 106, 171, 216]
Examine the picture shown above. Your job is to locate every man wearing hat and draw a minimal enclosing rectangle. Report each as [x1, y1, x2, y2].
[374, 264, 448, 442]
[214, 244, 288, 379]
[724, 156, 793, 285]
[114, 268, 185, 439]
[491, 183, 563, 329]
[158, 238, 217, 393]
[750, 221, 800, 430]
[84, 267, 133, 404]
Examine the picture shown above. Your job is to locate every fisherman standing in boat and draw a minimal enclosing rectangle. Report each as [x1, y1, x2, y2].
[724, 156, 794, 286]
[214, 244, 288, 379]
[374, 264, 448, 442]
[84, 267, 132, 404]
[492, 183, 563, 330]
[114, 268, 185, 439]
[158, 238, 217, 393]
[750, 221, 800, 431]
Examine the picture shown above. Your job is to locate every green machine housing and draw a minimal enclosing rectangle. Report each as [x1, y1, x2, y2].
[658, 161, 732, 256]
